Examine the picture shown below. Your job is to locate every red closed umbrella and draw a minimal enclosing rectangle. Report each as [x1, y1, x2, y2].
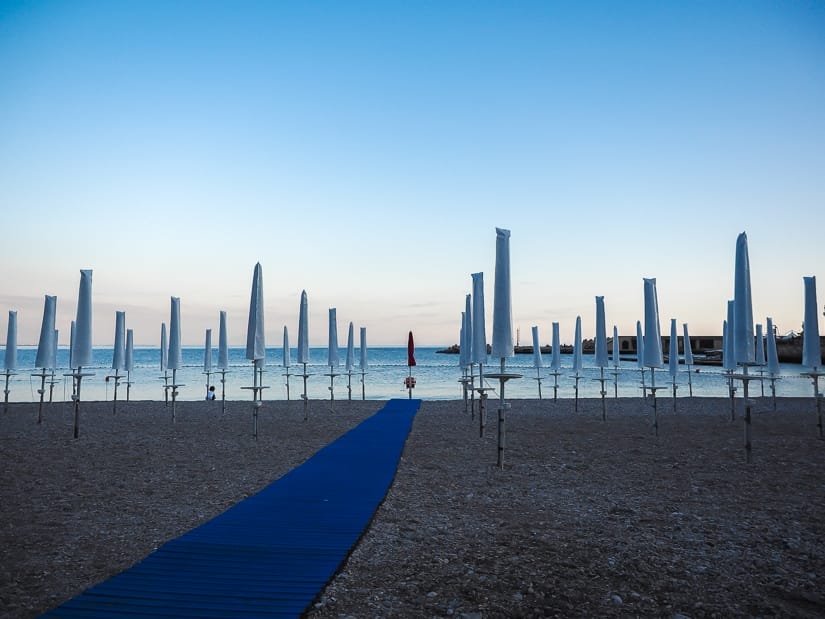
[407, 331, 416, 367]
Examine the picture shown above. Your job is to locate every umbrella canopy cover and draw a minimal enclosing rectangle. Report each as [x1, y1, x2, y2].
[682, 323, 694, 365]
[283, 326, 291, 368]
[246, 262, 266, 362]
[723, 300, 736, 372]
[204, 329, 213, 372]
[531, 325, 543, 369]
[346, 322, 355, 372]
[359, 327, 368, 370]
[327, 308, 339, 367]
[802, 276, 821, 370]
[668, 318, 679, 378]
[612, 325, 620, 366]
[168, 297, 182, 371]
[573, 316, 583, 373]
[218, 311, 229, 369]
[636, 321, 645, 370]
[491, 227, 514, 360]
[594, 296, 608, 368]
[4, 311, 17, 371]
[551, 322, 561, 371]
[112, 311, 126, 371]
[297, 290, 309, 364]
[733, 232, 755, 365]
[755, 324, 766, 366]
[35, 295, 57, 369]
[160, 323, 168, 372]
[407, 331, 416, 367]
[125, 329, 134, 372]
[643, 278, 663, 369]
[766, 317, 781, 375]
[471, 272, 487, 365]
[74, 269, 93, 368]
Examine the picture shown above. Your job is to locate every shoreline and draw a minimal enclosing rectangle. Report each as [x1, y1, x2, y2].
[3, 397, 824, 618]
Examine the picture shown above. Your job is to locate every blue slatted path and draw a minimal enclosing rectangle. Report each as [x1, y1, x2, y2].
[42, 398, 421, 618]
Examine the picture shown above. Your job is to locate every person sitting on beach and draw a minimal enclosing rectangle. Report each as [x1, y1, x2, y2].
[206, 385, 216, 400]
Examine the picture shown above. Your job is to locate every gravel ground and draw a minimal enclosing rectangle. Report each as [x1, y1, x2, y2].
[2, 395, 824, 618]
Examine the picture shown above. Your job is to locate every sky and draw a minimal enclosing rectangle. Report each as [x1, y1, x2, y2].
[1, 1, 823, 348]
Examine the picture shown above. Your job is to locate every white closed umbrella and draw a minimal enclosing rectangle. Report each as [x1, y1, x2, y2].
[550, 321, 561, 401]
[668, 318, 679, 410]
[643, 278, 663, 434]
[471, 272, 487, 368]
[636, 320, 646, 398]
[345, 321, 355, 400]
[594, 296, 609, 419]
[359, 326, 368, 400]
[68, 270, 94, 438]
[733, 232, 758, 462]
[531, 325, 543, 399]
[683, 323, 695, 396]
[611, 325, 620, 398]
[160, 322, 169, 405]
[490, 227, 520, 468]
[125, 328, 134, 401]
[297, 291, 310, 417]
[283, 325, 292, 401]
[755, 323, 766, 397]
[245, 263, 267, 437]
[168, 297, 184, 420]
[217, 311, 229, 412]
[766, 316, 781, 408]
[572, 316, 583, 411]
[3, 311, 17, 412]
[326, 308, 340, 401]
[723, 299, 737, 421]
[204, 328, 213, 399]
[34, 295, 57, 422]
[801, 276, 823, 438]
[109, 310, 126, 414]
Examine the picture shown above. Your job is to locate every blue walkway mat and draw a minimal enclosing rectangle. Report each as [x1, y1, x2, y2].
[42, 398, 421, 618]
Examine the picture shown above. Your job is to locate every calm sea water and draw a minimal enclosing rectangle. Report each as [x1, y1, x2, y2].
[0, 346, 818, 403]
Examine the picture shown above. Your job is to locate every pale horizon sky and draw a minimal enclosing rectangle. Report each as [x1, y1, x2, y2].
[1, 1, 823, 349]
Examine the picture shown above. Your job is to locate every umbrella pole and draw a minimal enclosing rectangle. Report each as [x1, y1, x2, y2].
[302, 362, 309, 421]
[687, 363, 693, 397]
[640, 368, 647, 399]
[573, 373, 580, 412]
[360, 370, 366, 400]
[329, 366, 336, 401]
[49, 371, 56, 403]
[112, 369, 121, 414]
[171, 369, 177, 422]
[552, 371, 559, 403]
[163, 370, 169, 407]
[407, 367, 412, 400]
[650, 368, 659, 437]
[497, 360, 506, 469]
[284, 369, 290, 401]
[770, 375, 777, 411]
[36, 370, 46, 424]
[478, 364, 485, 437]
[469, 364, 475, 418]
[220, 369, 227, 414]
[742, 365, 752, 463]
[727, 370, 735, 421]
[3, 372, 12, 413]
[613, 366, 619, 398]
[759, 367, 765, 397]
[803, 372, 824, 439]
[72, 367, 84, 439]
[126, 370, 131, 402]
[535, 367, 542, 400]
[599, 367, 606, 421]
[347, 370, 352, 401]
[252, 362, 259, 440]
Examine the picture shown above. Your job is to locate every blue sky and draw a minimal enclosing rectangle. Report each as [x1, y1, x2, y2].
[1, 1, 823, 347]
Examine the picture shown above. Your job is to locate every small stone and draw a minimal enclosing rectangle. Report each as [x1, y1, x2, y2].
[427, 591, 438, 598]
[611, 594, 623, 605]
[513, 592, 523, 601]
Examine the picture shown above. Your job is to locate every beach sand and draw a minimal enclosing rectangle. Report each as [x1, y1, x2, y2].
[2, 396, 825, 618]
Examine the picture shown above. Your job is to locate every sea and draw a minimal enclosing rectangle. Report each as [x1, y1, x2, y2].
[1, 346, 819, 403]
